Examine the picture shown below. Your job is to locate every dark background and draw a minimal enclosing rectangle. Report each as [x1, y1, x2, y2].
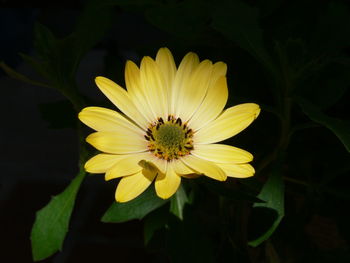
[1, 0, 350, 262]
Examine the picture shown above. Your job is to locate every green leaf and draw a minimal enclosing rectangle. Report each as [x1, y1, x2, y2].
[211, 1, 275, 73]
[298, 98, 350, 152]
[0, 62, 50, 89]
[248, 161, 284, 247]
[169, 185, 189, 220]
[31, 170, 86, 261]
[101, 186, 168, 223]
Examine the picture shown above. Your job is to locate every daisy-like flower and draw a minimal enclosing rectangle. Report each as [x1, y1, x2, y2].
[79, 48, 260, 202]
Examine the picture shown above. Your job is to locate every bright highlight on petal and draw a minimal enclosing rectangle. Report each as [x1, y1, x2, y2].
[79, 48, 260, 202]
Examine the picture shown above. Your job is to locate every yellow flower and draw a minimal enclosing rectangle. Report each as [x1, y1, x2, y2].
[79, 48, 260, 202]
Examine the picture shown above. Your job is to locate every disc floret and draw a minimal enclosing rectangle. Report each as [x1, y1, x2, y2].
[144, 115, 194, 161]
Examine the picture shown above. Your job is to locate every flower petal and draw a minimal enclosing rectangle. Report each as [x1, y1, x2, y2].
[191, 144, 253, 164]
[86, 131, 147, 154]
[155, 163, 181, 199]
[194, 103, 260, 144]
[140, 56, 168, 119]
[95, 76, 148, 128]
[105, 152, 152, 181]
[171, 52, 199, 114]
[172, 159, 194, 175]
[78, 106, 143, 134]
[115, 169, 156, 202]
[125, 61, 154, 123]
[217, 163, 255, 178]
[189, 76, 228, 131]
[175, 60, 213, 122]
[181, 155, 227, 181]
[156, 48, 176, 113]
[84, 154, 125, 173]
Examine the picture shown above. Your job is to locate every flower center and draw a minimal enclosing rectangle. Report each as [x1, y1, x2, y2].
[144, 115, 194, 161]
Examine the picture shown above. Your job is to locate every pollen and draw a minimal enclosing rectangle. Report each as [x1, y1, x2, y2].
[145, 115, 194, 161]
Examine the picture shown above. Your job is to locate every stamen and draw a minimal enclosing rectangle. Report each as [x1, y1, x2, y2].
[145, 115, 194, 161]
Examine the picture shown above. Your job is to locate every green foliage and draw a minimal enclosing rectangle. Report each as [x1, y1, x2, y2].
[169, 185, 189, 220]
[0, 61, 50, 89]
[3, 0, 349, 261]
[31, 170, 86, 261]
[249, 159, 285, 247]
[101, 186, 168, 223]
[211, 1, 275, 74]
[143, 205, 169, 245]
[298, 98, 350, 152]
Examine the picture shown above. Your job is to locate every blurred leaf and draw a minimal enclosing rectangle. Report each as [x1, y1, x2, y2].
[31, 170, 86, 261]
[145, 1, 209, 38]
[169, 185, 189, 220]
[211, 0, 275, 73]
[0, 61, 50, 89]
[298, 98, 350, 152]
[249, 160, 284, 247]
[71, 0, 113, 67]
[201, 177, 264, 203]
[101, 186, 168, 223]
[38, 100, 76, 129]
[143, 205, 168, 245]
[310, 2, 350, 53]
[19, 53, 53, 81]
[15, 1, 112, 110]
[295, 62, 350, 110]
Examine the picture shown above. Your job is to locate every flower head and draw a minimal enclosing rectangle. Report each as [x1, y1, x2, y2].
[79, 48, 260, 202]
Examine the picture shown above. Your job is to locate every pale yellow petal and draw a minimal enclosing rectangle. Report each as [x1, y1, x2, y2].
[207, 61, 227, 89]
[175, 60, 213, 122]
[78, 106, 143, 134]
[181, 155, 227, 181]
[217, 163, 255, 178]
[172, 159, 194, 174]
[194, 103, 260, 144]
[86, 131, 147, 154]
[125, 61, 154, 123]
[115, 169, 156, 202]
[156, 48, 176, 113]
[189, 76, 228, 131]
[155, 163, 181, 199]
[84, 154, 125, 173]
[191, 144, 253, 164]
[95, 76, 148, 128]
[105, 152, 151, 181]
[140, 56, 167, 119]
[171, 52, 199, 113]
[145, 155, 167, 174]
